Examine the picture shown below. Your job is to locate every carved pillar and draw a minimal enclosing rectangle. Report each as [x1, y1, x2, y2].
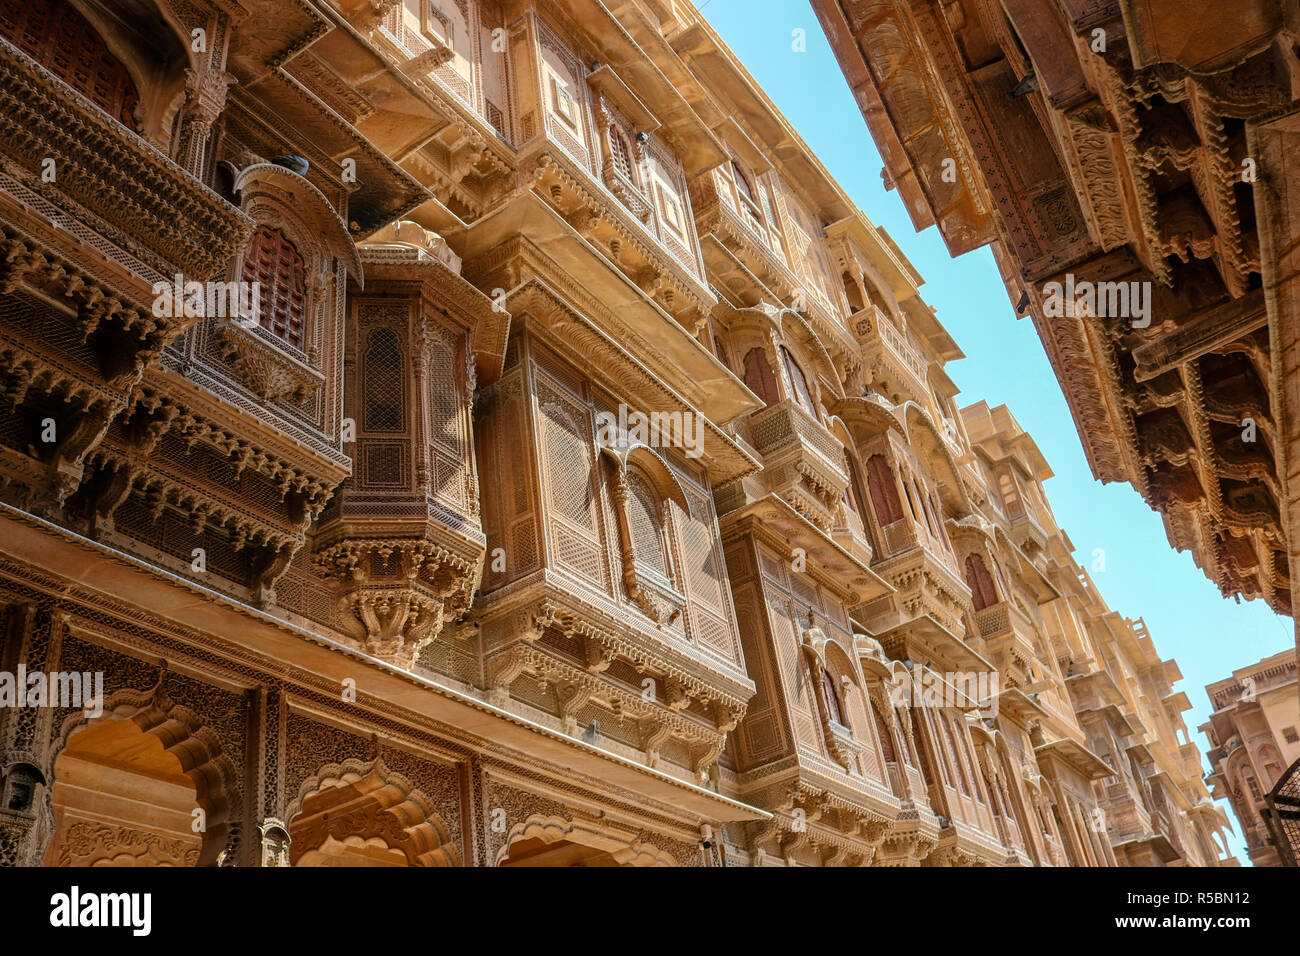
[1, 602, 65, 866]
[177, 65, 236, 183]
[258, 818, 291, 867]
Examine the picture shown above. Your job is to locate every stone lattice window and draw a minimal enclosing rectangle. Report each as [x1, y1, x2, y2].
[0, 0, 140, 128]
[609, 124, 633, 180]
[361, 327, 405, 433]
[627, 467, 668, 580]
[821, 667, 846, 728]
[241, 225, 307, 349]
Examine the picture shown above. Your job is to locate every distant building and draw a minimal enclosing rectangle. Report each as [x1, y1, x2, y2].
[1203, 652, 1300, 865]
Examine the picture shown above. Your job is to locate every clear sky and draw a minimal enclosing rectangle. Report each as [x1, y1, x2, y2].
[698, 0, 1294, 862]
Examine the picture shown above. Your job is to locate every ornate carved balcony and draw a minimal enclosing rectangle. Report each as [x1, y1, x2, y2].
[692, 173, 798, 303]
[972, 600, 1040, 688]
[745, 399, 849, 532]
[858, 515, 970, 640]
[0, 36, 251, 284]
[851, 306, 930, 406]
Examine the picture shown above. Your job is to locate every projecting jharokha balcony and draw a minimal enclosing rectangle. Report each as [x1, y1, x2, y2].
[0, 36, 251, 286]
[745, 398, 850, 531]
[852, 305, 930, 405]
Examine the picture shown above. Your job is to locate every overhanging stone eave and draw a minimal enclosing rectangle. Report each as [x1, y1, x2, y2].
[866, 611, 993, 674]
[1034, 737, 1115, 781]
[462, 191, 760, 425]
[0, 503, 767, 824]
[720, 494, 893, 606]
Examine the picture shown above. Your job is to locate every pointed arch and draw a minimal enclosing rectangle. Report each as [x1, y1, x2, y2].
[964, 552, 1000, 611]
[47, 687, 239, 866]
[497, 812, 679, 867]
[289, 758, 460, 867]
[743, 346, 780, 407]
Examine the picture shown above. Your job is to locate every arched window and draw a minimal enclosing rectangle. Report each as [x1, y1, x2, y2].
[743, 347, 779, 407]
[822, 667, 846, 728]
[241, 225, 307, 349]
[626, 466, 669, 580]
[1, 0, 140, 129]
[608, 125, 633, 181]
[964, 553, 1000, 611]
[865, 454, 904, 525]
[780, 346, 816, 414]
[867, 693, 895, 763]
[732, 161, 757, 207]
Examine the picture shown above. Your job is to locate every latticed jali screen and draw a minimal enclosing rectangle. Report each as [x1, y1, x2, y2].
[1266, 756, 1300, 866]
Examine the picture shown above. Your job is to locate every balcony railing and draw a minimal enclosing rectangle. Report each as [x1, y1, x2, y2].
[746, 399, 849, 528]
[877, 515, 960, 577]
[0, 37, 251, 280]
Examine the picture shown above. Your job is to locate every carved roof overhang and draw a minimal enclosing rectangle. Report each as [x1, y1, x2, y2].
[809, 0, 996, 254]
[227, 0, 329, 80]
[312, 519, 487, 576]
[996, 686, 1050, 724]
[358, 245, 510, 385]
[872, 612, 996, 680]
[0, 502, 766, 823]
[0, 226, 175, 387]
[697, 230, 797, 309]
[468, 217, 745, 392]
[504, 283, 759, 486]
[825, 216, 922, 304]
[461, 196, 750, 415]
[928, 817, 1012, 866]
[501, 639, 730, 763]
[1065, 669, 1131, 717]
[586, 64, 660, 133]
[989, 525, 1057, 602]
[1121, 0, 1285, 74]
[737, 772, 899, 846]
[517, 145, 715, 310]
[669, 22, 854, 221]
[869, 613, 985, 680]
[474, 585, 755, 716]
[0, 37, 254, 280]
[230, 66, 429, 237]
[140, 368, 353, 487]
[720, 494, 893, 607]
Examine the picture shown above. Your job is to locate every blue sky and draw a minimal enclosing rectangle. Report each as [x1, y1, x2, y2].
[699, 0, 1294, 861]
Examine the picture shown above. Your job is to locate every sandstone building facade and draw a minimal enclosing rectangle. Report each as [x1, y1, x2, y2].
[1203, 651, 1300, 866]
[0, 0, 1232, 866]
